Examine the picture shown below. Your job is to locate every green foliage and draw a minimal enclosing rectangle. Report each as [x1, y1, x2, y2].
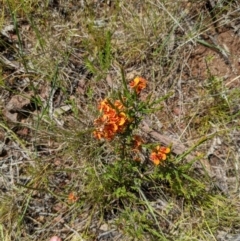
[149, 160, 205, 199]
[117, 208, 163, 240]
[101, 159, 142, 197]
[203, 195, 240, 228]
[191, 63, 238, 134]
[84, 30, 112, 78]
[205, 61, 229, 111]
[98, 31, 112, 72]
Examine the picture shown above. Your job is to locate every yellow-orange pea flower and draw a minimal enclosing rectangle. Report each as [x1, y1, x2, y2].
[98, 99, 110, 113]
[68, 192, 78, 203]
[93, 130, 102, 140]
[118, 112, 127, 125]
[132, 135, 144, 151]
[129, 77, 147, 94]
[114, 99, 125, 110]
[150, 146, 170, 165]
[102, 123, 118, 140]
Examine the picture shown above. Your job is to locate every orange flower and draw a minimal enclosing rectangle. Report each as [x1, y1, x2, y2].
[133, 156, 141, 162]
[99, 99, 125, 114]
[68, 192, 78, 203]
[96, 122, 118, 140]
[150, 146, 170, 165]
[132, 135, 144, 151]
[103, 122, 118, 140]
[93, 130, 103, 140]
[93, 99, 129, 140]
[94, 115, 107, 127]
[129, 77, 147, 94]
[114, 100, 125, 110]
[117, 112, 127, 126]
[98, 99, 111, 113]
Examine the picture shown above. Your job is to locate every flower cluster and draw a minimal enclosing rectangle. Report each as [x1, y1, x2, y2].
[129, 77, 147, 94]
[93, 99, 128, 140]
[150, 146, 170, 165]
[93, 76, 171, 165]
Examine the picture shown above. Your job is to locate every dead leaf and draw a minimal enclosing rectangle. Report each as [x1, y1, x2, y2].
[16, 127, 29, 137]
[4, 94, 32, 122]
[53, 105, 72, 118]
[4, 110, 18, 122]
[1, 24, 15, 41]
[6, 95, 31, 111]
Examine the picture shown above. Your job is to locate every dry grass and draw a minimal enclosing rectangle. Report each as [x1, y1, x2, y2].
[0, 0, 240, 240]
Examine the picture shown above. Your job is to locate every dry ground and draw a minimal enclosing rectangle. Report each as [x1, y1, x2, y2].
[0, 0, 240, 241]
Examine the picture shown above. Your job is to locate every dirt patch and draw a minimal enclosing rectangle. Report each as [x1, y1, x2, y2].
[184, 29, 240, 87]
